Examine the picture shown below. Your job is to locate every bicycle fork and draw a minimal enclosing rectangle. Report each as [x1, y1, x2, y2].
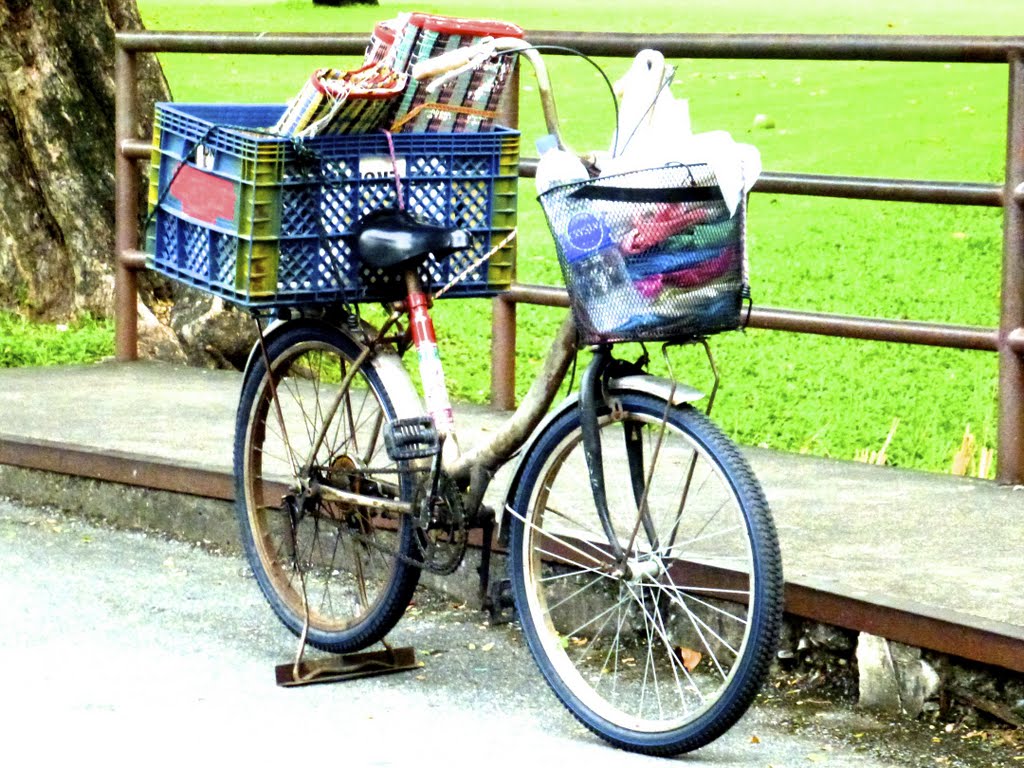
[578, 347, 663, 568]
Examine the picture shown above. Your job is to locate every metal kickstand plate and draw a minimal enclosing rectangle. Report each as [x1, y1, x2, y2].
[275, 645, 418, 688]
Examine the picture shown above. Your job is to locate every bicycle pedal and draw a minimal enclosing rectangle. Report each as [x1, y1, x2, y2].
[384, 416, 440, 461]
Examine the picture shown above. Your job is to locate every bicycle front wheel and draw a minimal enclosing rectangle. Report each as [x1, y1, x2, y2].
[508, 392, 783, 756]
[234, 321, 421, 653]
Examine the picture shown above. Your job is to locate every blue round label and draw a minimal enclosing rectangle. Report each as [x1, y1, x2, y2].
[566, 212, 606, 254]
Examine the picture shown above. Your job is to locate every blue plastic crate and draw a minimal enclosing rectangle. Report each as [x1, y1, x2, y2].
[146, 102, 519, 308]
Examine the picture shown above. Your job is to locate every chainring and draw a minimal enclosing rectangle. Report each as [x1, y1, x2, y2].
[413, 473, 467, 575]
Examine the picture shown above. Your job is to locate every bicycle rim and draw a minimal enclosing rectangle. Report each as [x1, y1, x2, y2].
[510, 394, 781, 754]
[237, 326, 420, 652]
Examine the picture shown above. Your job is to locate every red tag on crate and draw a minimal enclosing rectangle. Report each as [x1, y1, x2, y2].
[169, 164, 237, 225]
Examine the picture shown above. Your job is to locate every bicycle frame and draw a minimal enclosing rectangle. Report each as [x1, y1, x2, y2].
[233, 38, 781, 754]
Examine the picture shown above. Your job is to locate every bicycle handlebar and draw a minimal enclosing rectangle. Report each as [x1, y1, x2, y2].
[411, 37, 570, 152]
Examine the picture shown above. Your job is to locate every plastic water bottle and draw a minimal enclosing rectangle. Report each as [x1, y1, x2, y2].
[534, 134, 589, 195]
[560, 210, 637, 335]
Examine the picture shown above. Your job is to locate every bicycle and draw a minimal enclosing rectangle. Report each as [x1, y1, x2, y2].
[231, 38, 783, 756]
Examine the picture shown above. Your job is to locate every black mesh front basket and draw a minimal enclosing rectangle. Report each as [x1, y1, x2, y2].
[539, 163, 748, 345]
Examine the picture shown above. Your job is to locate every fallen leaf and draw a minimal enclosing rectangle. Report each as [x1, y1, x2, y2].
[481, 642, 495, 652]
[467, 643, 477, 651]
[569, 636, 589, 647]
[676, 646, 702, 671]
[750, 735, 761, 744]
[807, 754, 827, 763]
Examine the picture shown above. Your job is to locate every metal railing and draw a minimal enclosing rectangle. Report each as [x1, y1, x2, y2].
[113, 30, 1024, 483]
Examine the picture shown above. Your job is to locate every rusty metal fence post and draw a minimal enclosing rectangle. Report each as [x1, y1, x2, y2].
[491, 61, 521, 411]
[114, 44, 139, 362]
[998, 52, 1024, 483]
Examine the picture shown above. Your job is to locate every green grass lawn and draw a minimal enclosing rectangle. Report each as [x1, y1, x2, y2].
[0, 313, 113, 368]
[133, 0, 1024, 475]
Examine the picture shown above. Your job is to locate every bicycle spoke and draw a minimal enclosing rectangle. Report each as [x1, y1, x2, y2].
[545, 572, 612, 615]
[238, 329, 420, 652]
[647, 582, 749, 629]
[648, 590, 694, 710]
[506, 503, 615, 569]
[668, 467, 724, 550]
[644, 584, 700, 709]
[534, 544, 616, 576]
[540, 496, 619, 550]
[595, 586, 632, 703]
[560, 592, 635, 642]
[658, 570, 740, 679]
[661, 523, 745, 556]
[540, 563, 613, 584]
[565, 582, 630, 669]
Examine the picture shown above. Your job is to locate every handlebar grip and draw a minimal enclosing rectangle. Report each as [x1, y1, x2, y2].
[411, 44, 487, 81]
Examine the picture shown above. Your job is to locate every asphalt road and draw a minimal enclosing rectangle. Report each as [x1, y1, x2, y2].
[0, 498, 1015, 767]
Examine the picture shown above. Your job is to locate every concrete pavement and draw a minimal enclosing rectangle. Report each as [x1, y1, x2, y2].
[2, 497, 1017, 767]
[0, 360, 1022, 673]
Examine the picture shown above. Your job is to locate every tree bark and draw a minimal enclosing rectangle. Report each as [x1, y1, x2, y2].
[0, 0, 166, 319]
[0, 0, 257, 367]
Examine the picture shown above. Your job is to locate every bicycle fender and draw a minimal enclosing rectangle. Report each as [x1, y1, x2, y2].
[240, 317, 289, 383]
[496, 374, 704, 542]
[240, 318, 425, 421]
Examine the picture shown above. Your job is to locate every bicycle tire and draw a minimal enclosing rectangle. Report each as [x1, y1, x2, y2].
[508, 392, 783, 755]
[233, 321, 421, 653]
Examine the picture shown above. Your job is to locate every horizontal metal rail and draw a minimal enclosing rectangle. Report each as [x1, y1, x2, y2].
[0, 434, 234, 500]
[520, 156, 1006, 205]
[116, 31, 368, 54]
[116, 30, 1024, 61]
[506, 283, 1024, 353]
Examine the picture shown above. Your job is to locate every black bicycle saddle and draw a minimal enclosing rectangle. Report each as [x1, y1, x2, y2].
[352, 207, 472, 271]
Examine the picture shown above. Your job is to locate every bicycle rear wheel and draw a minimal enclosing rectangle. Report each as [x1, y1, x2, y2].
[234, 321, 421, 653]
[508, 392, 782, 755]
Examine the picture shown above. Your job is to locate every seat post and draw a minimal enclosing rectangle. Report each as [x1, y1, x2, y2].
[404, 269, 456, 440]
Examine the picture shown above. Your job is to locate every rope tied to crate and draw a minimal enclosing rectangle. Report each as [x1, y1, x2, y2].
[142, 123, 221, 235]
[381, 129, 406, 211]
[433, 226, 517, 299]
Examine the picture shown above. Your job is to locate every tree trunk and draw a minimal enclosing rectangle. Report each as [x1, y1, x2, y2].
[0, 0, 257, 367]
[0, 0, 166, 319]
